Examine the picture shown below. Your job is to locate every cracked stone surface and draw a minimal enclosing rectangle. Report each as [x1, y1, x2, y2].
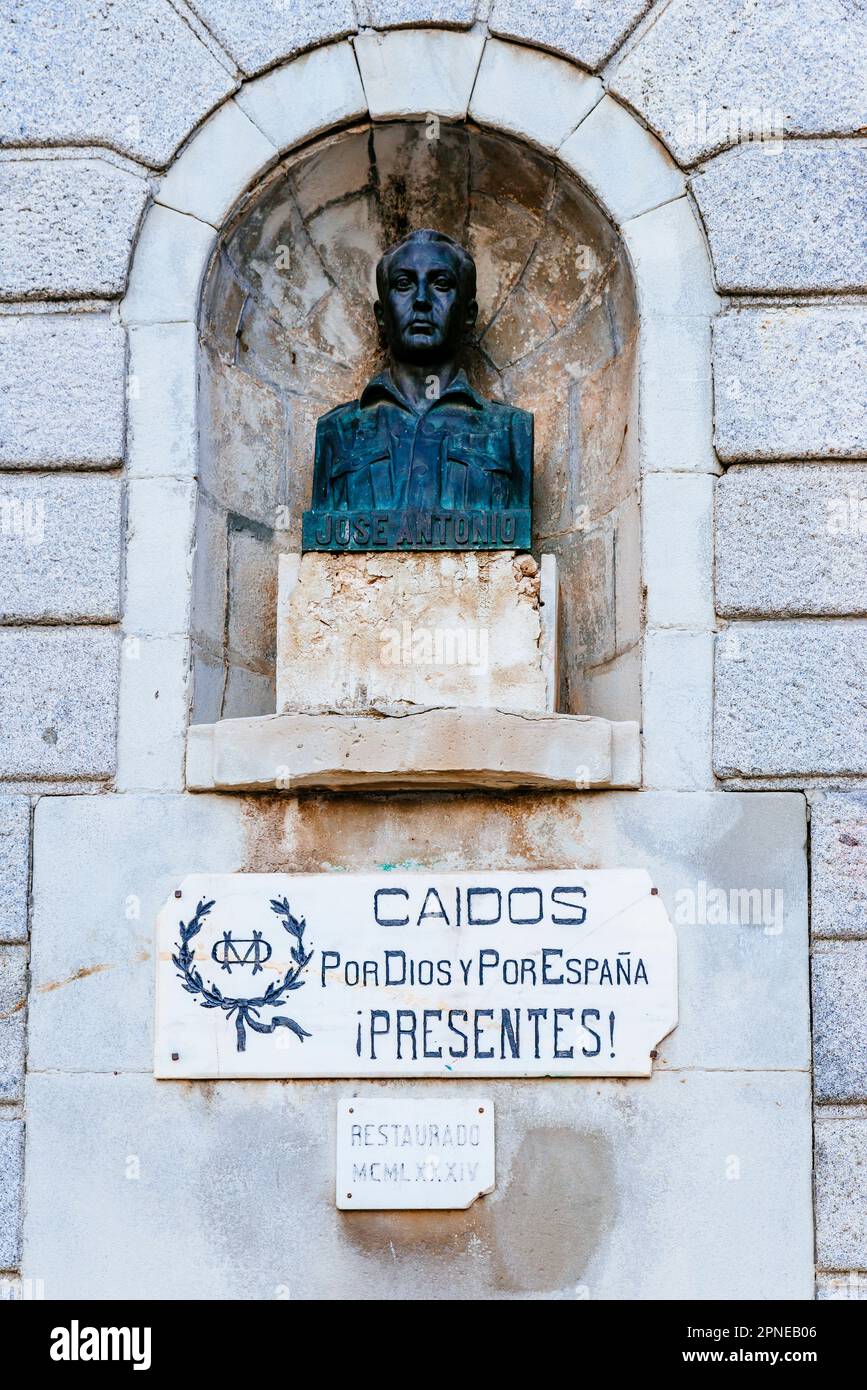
[277, 551, 547, 714]
[611, 0, 867, 165]
[0, 0, 236, 167]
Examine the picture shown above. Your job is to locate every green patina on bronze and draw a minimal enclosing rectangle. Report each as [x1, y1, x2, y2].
[303, 228, 533, 553]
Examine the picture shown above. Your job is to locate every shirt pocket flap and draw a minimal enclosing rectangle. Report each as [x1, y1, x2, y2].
[331, 440, 391, 478]
[447, 432, 511, 473]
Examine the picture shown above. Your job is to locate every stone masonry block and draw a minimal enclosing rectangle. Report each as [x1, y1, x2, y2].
[0, 798, 28, 943]
[811, 792, 867, 940]
[469, 38, 603, 153]
[0, 628, 119, 780]
[127, 323, 198, 478]
[813, 942, 867, 1103]
[124, 479, 196, 636]
[188, 0, 356, 77]
[717, 464, 867, 617]
[559, 94, 684, 225]
[357, 29, 485, 122]
[815, 1114, 867, 1269]
[0, 315, 125, 468]
[0, 945, 26, 1102]
[715, 622, 867, 777]
[0, 0, 235, 167]
[0, 1118, 23, 1268]
[714, 308, 867, 461]
[0, 156, 148, 300]
[610, 0, 867, 164]
[693, 141, 867, 293]
[235, 42, 367, 156]
[0, 476, 121, 622]
[490, 0, 650, 70]
[361, 1, 476, 28]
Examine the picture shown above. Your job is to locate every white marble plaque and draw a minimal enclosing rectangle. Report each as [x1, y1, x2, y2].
[336, 1097, 495, 1210]
[155, 870, 677, 1078]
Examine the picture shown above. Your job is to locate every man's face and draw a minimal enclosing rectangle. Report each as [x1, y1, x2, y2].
[375, 241, 477, 365]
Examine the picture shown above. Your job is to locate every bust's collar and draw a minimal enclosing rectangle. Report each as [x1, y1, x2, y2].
[360, 367, 485, 411]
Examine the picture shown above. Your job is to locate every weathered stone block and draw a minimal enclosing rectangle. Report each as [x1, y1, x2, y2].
[124, 479, 196, 636]
[356, 29, 485, 121]
[0, 0, 235, 166]
[21, 1069, 812, 1298]
[714, 622, 867, 777]
[714, 309, 867, 461]
[117, 636, 189, 794]
[189, 708, 622, 793]
[643, 631, 713, 789]
[469, 38, 603, 153]
[0, 629, 119, 780]
[361, 0, 476, 27]
[188, 0, 356, 76]
[235, 42, 367, 155]
[815, 1114, 867, 1269]
[277, 552, 547, 715]
[0, 1118, 22, 1268]
[811, 792, 867, 940]
[693, 142, 867, 293]
[490, 0, 649, 69]
[227, 522, 280, 672]
[0, 476, 121, 621]
[717, 465, 867, 617]
[642, 473, 714, 628]
[221, 664, 274, 721]
[639, 315, 716, 474]
[813, 943, 867, 1103]
[156, 101, 276, 230]
[127, 323, 198, 478]
[0, 946, 26, 1102]
[560, 94, 684, 224]
[0, 798, 28, 944]
[610, 0, 867, 164]
[622, 197, 719, 320]
[0, 156, 148, 300]
[121, 204, 215, 326]
[816, 1273, 867, 1300]
[0, 315, 125, 468]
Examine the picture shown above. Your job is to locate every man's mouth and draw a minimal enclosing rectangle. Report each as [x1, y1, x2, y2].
[408, 320, 435, 333]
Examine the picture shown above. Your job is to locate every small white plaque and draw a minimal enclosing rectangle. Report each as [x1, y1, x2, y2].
[336, 1098, 495, 1210]
[155, 869, 677, 1078]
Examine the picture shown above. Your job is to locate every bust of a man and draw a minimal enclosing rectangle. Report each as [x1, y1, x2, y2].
[303, 228, 533, 552]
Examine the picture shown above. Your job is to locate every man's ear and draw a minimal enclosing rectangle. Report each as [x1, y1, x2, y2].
[374, 300, 385, 332]
[464, 299, 479, 333]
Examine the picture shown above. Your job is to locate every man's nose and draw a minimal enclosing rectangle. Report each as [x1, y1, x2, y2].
[413, 278, 433, 308]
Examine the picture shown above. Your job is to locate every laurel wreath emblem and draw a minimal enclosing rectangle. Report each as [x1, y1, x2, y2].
[173, 897, 313, 1052]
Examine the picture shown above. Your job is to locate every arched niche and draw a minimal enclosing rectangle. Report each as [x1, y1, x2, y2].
[192, 120, 639, 724]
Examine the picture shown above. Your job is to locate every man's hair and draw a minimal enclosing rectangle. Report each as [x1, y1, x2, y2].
[375, 228, 477, 302]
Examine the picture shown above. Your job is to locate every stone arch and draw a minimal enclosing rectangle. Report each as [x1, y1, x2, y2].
[119, 32, 719, 794]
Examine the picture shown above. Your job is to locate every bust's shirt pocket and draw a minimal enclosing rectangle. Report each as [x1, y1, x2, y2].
[443, 427, 514, 510]
[332, 426, 394, 509]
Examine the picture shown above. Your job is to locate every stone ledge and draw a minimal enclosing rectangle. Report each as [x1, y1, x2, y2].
[186, 709, 640, 792]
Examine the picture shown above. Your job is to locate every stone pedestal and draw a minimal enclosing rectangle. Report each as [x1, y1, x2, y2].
[276, 550, 555, 715]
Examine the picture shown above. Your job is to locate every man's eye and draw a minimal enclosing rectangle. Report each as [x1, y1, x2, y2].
[394, 278, 412, 290]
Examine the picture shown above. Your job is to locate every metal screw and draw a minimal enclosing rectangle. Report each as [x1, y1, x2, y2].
[171, 1052, 179, 1061]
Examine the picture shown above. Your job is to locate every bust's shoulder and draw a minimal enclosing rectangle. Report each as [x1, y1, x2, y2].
[315, 400, 361, 434]
[483, 398, 533, 431]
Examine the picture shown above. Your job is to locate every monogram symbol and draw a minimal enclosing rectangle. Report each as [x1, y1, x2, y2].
[211, 930, 272, 975]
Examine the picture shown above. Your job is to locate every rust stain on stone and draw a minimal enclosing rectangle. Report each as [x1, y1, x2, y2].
[36, 963, 114, 993]
[0, 996, 26, 1020]
[239, 792, 587, 874]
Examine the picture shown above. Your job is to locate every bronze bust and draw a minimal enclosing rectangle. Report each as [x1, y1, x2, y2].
[303, 229, 533, 552]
